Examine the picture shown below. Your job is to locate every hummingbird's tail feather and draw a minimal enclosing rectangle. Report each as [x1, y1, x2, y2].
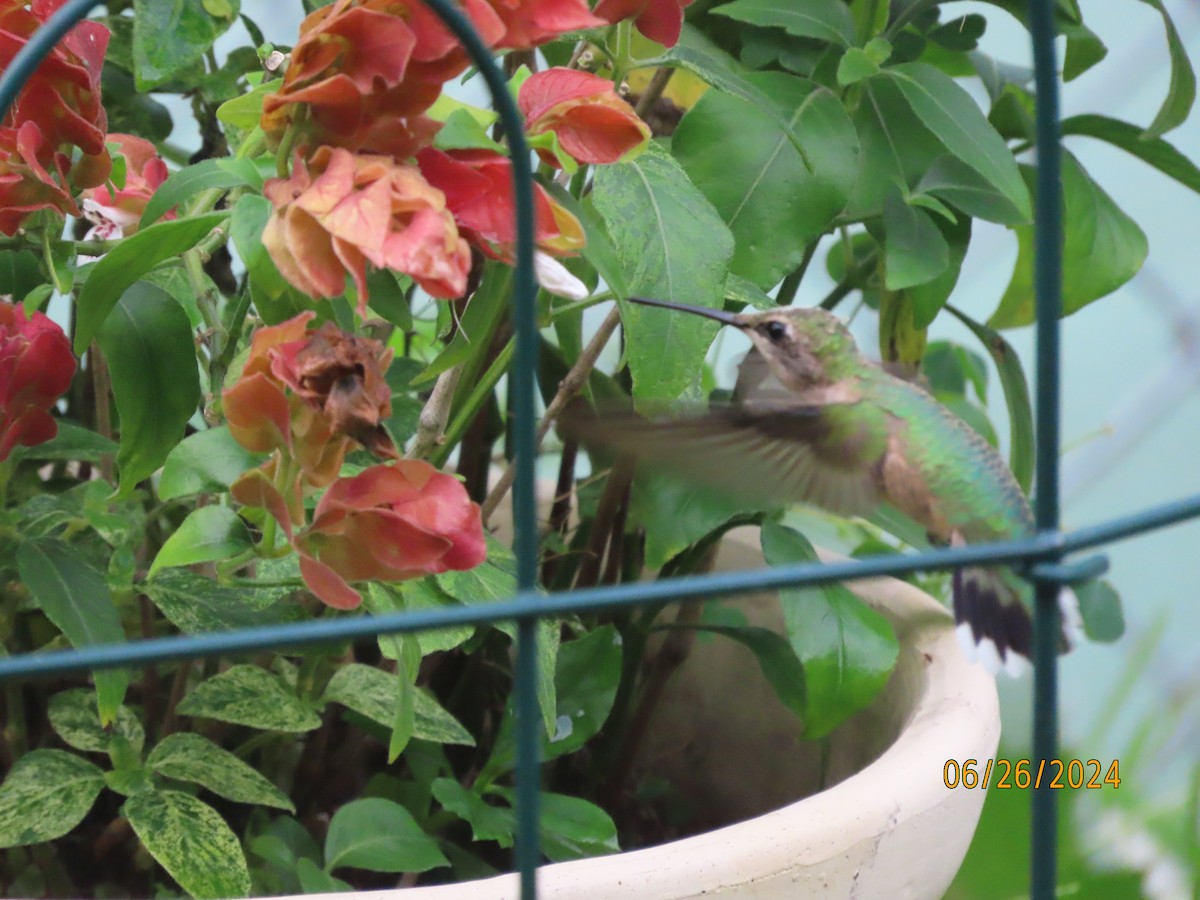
[952, 567, 1081, 678]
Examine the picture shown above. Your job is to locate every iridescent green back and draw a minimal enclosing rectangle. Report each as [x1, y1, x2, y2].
[861, 369, 1035, 542]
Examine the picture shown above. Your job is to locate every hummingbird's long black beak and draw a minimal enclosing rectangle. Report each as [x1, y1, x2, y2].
[627, 296, 742, 327]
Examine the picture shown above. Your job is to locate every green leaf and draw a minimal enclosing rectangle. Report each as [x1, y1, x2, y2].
[915, 152, 1030, 225]
[76, 211, 227, 352]
[411, 266, 509, 385]
[101, 64, 174, 141]
[141, 263, 206, 330]
[132, 0, 241, 90]
[711, 0, 856, 46]
[297, 858, 353, 893]
[535, 793, 620, 862]
[431, 779, 513, 847]
[217, 81, 279, 131]
[479, 624, 623, 785]
[159, 426, 266, 500]
[846, 75, 947, 219]
[1060, 114, 1200, 195]
[838, 46, 881, 85]
[1062, 20, 1107, 81]
[492, 789, 620, 863]
[724, 272, 778, 310]
[148, 506, 253, 577]
[0, 249, 44, 298]
[881, 63, 1031, 224]
[140, 158, 257, 229]
[124, 790, 251, 899]
[641, 25, 818, 163]
[387, 635, 420, 762]
[147, 733, 295, 811]
[177, 665, 321, 732]
[143, 568, 305, 633]
[366, 581, 472, 656]
[229, 194, 311, 325]
[324, 798, 449, 874]
[10, 420, 116, 463]
[630, 473, 759, 569]
[0, 750, 105, 847]
[944, 306, 1034, 493]
[98, 282, 201, 496]
[16, 538, 129, 723]
[882, 188, 949, 290]
[48, 688, 145, 754]
[592, 145, 733, 403]
[547, 625, 621, 760]
[761, 522, 898, 739]
[923, 340, 989, 402]
[683, 622, 808, 718]
[435, 533, 518, 604]
[576, 197, 629, 300]
[1137, 0, 1196, 139]
[908, 213, 970, 328]
[1074, 579, 1124, 644]
[990, 155, 1147, 329]
[321, 663, 477, 746]
[673, 73, 857, 290]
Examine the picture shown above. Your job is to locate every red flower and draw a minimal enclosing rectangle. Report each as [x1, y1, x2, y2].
[263, 146, 471, 312]
[593, 0, 696, 47]
[417, 148, 584, 262]
[296, 461, 486, 609]
[0, 299, 76, 462]
[81, 134, 170, 240]
[483, 0, 605, 50]
[519, 68, 650, 166]
[0, 0, 111, 234]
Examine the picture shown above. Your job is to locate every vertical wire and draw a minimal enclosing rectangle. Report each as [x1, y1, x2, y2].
[410, 5, 542, 897]
[1027, 0, 1063, 896]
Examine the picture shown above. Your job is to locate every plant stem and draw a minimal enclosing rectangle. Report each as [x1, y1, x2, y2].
[480, 305, 621, 523]
[633, 68, 674, 118]
[90, 342, 114, 483]
[411, 364, 465, 461]
[540, 437, 577, 585]
[775, 241, 818, 308]
[819, 249, 878, 311]
[610, 19, 633, 85]
[0, 235, 119, 255]
[432, 339, 516, 469]
[275, 110, 305, 178]
[158, 661, 192, 740]
[575, 455, 635, 589]
[602, 598, 703, 802]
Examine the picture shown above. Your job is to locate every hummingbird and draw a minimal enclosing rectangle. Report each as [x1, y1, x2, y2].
[567, 297, 1082, 677]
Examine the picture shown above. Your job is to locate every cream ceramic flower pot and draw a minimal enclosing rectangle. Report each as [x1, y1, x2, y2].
[304, 525, 1001, 900]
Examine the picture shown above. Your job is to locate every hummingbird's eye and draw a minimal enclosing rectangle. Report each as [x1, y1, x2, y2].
[763, 320, 788, 342]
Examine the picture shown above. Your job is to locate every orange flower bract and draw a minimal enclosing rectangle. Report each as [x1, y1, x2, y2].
[263, 146, 471, 312]
[296, 461, 486, 609]
[593, 0, 697, 48]
[519, 68, 650, 166]
[417, 148, 584, 262]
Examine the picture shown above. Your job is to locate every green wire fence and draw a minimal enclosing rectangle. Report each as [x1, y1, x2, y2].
[3, 1, 1200, 898]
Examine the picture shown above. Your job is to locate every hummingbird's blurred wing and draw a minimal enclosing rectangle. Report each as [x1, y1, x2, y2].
[564, 401, 888, 518]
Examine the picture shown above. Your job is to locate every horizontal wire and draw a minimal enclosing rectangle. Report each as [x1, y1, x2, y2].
[2, 490, 1198, 683]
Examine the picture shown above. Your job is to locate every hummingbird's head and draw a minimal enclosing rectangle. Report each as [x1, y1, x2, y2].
[732, 307, 863, 391]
